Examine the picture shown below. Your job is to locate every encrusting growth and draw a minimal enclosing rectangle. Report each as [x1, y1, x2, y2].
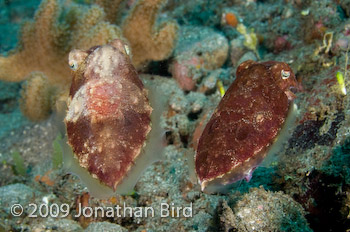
[122, 0, 178, 69]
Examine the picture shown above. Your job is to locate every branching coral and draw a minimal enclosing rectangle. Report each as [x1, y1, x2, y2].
[0, 0, 122, 121]
[95, 0, 124, 23]
[69, 4, 123, 50]
[122, 0, 178, 69]
[0, 0, 68, 84]
[0, 0, 178, 121]
[20, 72, 56, 121]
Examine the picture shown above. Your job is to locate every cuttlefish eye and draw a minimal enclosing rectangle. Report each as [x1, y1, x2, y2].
[69, 61, 78, 71]
[281, 70, 290, 79]
[124, 45, 130, 56]
[68, 49, 88, 71]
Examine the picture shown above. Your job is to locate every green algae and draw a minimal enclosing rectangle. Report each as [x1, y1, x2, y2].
[11, 150, 26, 176]
[52, 134, 63, 169]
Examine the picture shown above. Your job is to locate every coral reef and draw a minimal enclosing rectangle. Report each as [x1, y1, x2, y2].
[0, 0, 70, 84]
[95, 0, 124, 23]
[1, 0, 350, 231]
[0, 0, 178, 121]
[122, 0, 178, 69]
[0, 0, 121, 121]
[19, 72, 55, 121]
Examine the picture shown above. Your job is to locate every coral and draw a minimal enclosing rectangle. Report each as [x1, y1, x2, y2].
[95, 0, 124, 23]
[69, 4, 123, 51]
[0, 0, 122, 121]
[0, 0, 68, 84]
[0, 0, 179, 121]
[19, 72, 55, 121]
[3, 0, 350, 230]
[122, 0, 178, 69]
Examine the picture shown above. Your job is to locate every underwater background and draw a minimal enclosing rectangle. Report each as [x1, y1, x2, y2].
[0, 0, 350, 231]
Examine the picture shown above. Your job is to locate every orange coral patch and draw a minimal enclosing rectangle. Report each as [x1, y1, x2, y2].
[225, 13, 238, 28]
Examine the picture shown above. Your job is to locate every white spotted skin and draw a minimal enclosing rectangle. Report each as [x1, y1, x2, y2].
[65, 39, 152, 191]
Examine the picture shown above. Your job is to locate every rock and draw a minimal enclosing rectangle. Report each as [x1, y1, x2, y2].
[236, 51, 257, 66]
[84, 222, 128, 232]
[220, 187, 311, 232]
[31, 218, 82, 232]
[170, 26, 229, 91]
[0, 183, 38, 215]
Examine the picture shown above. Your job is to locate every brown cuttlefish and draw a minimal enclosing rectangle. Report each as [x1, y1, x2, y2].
[195, 60, 300, 193]
[63, 39, 164, 198]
